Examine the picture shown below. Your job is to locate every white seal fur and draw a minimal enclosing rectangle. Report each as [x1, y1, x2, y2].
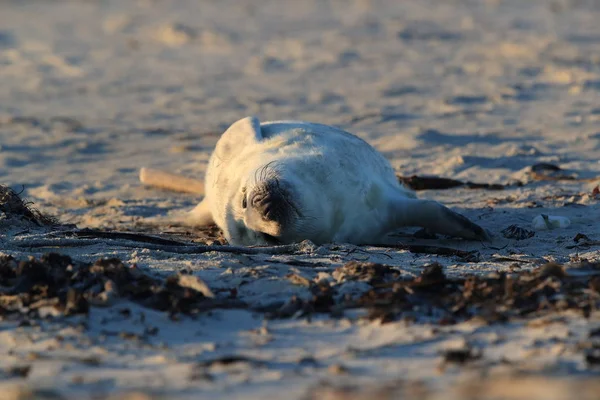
[189, 116, 490, 246]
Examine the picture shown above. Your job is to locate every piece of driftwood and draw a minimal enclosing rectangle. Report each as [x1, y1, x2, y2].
[139, 167, 204, 195]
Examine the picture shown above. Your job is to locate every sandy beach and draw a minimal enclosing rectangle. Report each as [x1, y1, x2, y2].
[1, 0, 600, 398]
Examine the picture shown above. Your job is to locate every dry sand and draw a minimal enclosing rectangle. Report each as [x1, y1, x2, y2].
[1, 0, 600, 398]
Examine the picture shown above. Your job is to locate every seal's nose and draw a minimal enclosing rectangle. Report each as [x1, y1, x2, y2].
[244, 181, 292, 238]
[250, 190, 284, 221]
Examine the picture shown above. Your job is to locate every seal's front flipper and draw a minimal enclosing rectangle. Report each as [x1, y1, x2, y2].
[387, 197, 490, 241]
[188, 199, 214, 226]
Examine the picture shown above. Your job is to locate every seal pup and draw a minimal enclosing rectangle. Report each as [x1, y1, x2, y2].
[184, 116, 490, 246]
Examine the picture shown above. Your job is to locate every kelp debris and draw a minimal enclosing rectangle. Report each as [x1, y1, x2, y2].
[0, 253, 231, 320]
[0, 185, 57, 226]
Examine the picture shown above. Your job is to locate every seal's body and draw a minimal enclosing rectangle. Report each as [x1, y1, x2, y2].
[191, 116, 489, 246]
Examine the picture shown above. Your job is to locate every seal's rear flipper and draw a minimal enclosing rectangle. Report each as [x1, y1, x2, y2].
[387, 197, 491, 242]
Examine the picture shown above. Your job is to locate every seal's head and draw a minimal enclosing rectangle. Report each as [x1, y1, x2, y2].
[203, 117, 332, 246]
[236, 160, 333, 245]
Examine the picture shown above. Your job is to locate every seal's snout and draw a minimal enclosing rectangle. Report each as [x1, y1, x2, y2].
[250, 187, 286, 222]
[243, 180, 294, 238]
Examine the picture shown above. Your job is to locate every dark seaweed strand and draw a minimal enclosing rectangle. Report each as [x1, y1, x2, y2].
[0, 185, 58, 226]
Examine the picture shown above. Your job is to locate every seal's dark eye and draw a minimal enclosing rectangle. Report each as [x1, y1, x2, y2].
[241, 189, 247, 209]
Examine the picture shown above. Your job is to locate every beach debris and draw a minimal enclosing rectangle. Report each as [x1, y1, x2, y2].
[327, 364, 349, 375]
[529, 163, 576, 181]
[374, 243, 480, 262]
[333, 261, 401, 284]
[585, 346, 600, 366]
[537, 262, 566, 279]
[14, 229, 305, 255]
[0, 253, 231, 320]
[266, 282, 335, 319]
[4, 365, 32, 378]
[501, 224, 535, 240]
[440, 345, 482, 366]
[139, 167, 204, 195]
[567, 233, 600, 249]
[528, 163, 600, 182]
[0, 185, 58, 226]
[416, 262, 446, 286]
[397, 175, 510, 191]
[286, 273, 312, 287]
[196, 355, 263, 368]
[574, 233, 591, 243]
[532, 214, 571, 230]
[1, 248, 598, 352]
[358, 260, 600, 325]
[176, 272, 215, 298]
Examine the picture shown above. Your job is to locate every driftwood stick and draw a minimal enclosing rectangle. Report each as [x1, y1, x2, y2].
[64, 229, 190, 246]
[13, 235, 304, 255]
[13, 239, 108, 248]
[139, 167, 204, 195]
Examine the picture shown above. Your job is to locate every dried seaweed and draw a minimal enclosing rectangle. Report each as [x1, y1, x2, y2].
[528, 163, 599, 182]
[501, 225, 535, 240]
[265, 281, 335, 319]
[441, 346, 482, 365]
[333, 261, 401, 285]
[585, 346, 600, 366]
[358, 261, 600, 325]
[397, 163, 600, 191]
[397, 175, 511, 191]
[0, 185, 58, 226]
[567, 233, 600, 249]
[0, 253, 242, 320]
[529, 163, 576, 181]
